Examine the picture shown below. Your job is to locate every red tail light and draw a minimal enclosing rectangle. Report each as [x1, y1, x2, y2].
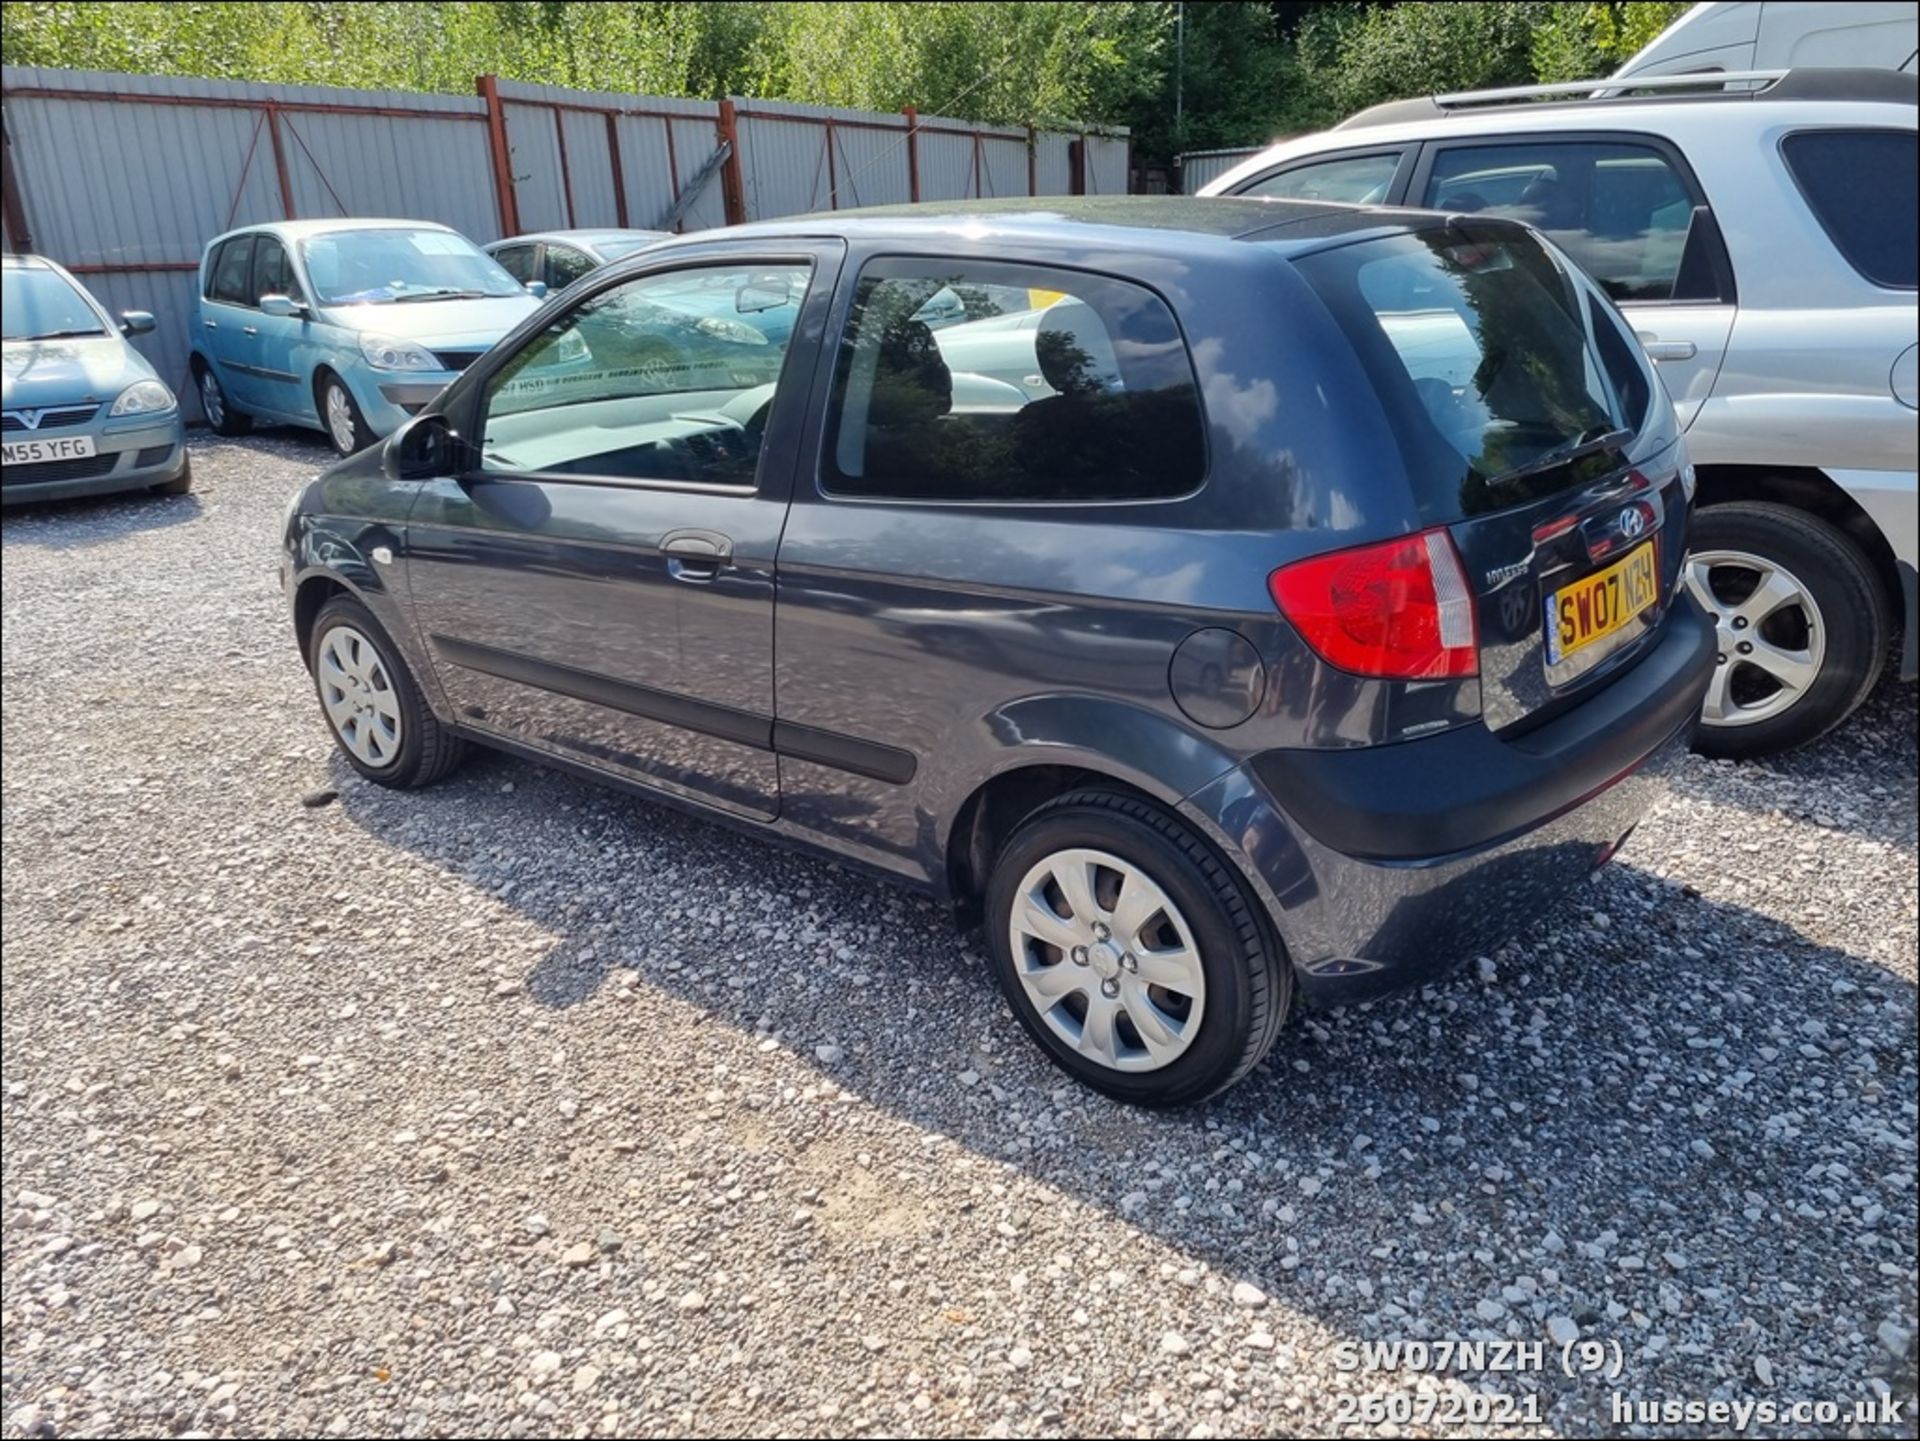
[1268, 528, 1480, 679]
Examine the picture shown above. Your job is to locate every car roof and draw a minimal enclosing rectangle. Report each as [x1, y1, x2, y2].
[2, 252, 55, 269]
[677, 195, 1458, 259]
[204, 217, 461, 249]
[488, 228, 668, 249]
[1333, 64, 1917, 131]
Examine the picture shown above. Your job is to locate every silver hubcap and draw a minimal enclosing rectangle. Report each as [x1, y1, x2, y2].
[200, 371, 224, 426]
[1684, 549, 1826, 728]
[318, 624, 403, 767]
[326, 384, 356, 453]
[1008, 848, 1205, 1073]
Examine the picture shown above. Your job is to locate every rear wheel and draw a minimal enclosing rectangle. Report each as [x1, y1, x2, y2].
[308, 595, 464, 789]
[984, 790, 1289, 1106]
[318, 372, 376, 457]
[1685, 502, 1889, 759]
[196, 363, 250, 437]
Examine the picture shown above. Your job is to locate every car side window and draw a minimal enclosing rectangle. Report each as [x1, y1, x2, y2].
[1423, 141, 1701, 302]
[545, 245, 596, 290]
[251, 236, 300, 305]
[479, 261, 810, 489]
[1779, 129, 1918, 290]
[492, 244, 537, 284]
[1238, 151, 1401, 204]
[822, 259, 1206, 504]
[1586, 292, 1653, 432]
[210, 236, 255, 306]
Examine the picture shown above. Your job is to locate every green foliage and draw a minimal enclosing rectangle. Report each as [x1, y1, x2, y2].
[0, 1, 1700, 162]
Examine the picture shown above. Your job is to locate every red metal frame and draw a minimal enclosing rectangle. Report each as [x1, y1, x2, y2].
[476, 75, 521, 236]
[605, 113, 629, 229]
[551, 106, 577, 228]
[902, 106, 921, 203]
[717, 99, 747, 226]
[265, 103, 297, 219]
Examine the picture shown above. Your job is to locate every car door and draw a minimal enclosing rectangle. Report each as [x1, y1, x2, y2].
[401, 240, 843, 821]
[244, 233, 312, 424]
[201, 235, 265, 409]
[1412, 133, 1737, 429]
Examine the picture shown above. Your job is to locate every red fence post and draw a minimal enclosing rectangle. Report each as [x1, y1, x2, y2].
[717, 99, 748, 225]
[265, 102, 297, 219]
[552, 105, 577, 227]
[825, 118, 839, 210]
[605, 112, 629, 228]
[477, 74, 521, 236]
[902, 105, 921, 202]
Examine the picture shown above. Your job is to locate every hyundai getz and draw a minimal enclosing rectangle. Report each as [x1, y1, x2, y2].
[282, 198, 1714, 1105]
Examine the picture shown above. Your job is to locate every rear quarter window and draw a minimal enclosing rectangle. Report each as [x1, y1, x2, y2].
[822, 259, 1206, 504]
[1779, 129, 1918, 290]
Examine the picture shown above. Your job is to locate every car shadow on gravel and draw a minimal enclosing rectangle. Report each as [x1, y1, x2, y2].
[1673, 671, 1919, 858]
[331, 742, 1919, 1415]
[0, 488, 202, 547]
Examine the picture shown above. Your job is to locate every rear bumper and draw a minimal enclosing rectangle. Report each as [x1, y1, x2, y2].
[1, 420, 189, 506]
[1182, 597, 1715, 1006]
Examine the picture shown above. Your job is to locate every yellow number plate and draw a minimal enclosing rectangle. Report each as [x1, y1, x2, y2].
[1546, 542, 1659, 665]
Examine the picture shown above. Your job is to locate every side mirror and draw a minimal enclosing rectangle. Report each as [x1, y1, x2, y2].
[382, 413, 462, 482]
[526, 280, 548, 299]
[118, 310, 156, 336]
[259, 294, 307, 319]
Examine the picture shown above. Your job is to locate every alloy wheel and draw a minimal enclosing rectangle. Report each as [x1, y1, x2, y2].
[325, 382, 357, 454]
[200, 371, 225, 427]
[1684, 549, 1827, 728]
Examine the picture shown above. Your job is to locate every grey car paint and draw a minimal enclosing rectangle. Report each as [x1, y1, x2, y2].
[285, 197, 1713, 1008]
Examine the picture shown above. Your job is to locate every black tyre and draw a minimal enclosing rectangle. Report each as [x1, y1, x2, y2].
[1686, 502, 1889, 760]
[984, 789, 1290, 1106]
[308, 595, 465, 789]
[150, 455, 193, 497]
[195, 362, 251, 437]
[318, 371, 377, 457]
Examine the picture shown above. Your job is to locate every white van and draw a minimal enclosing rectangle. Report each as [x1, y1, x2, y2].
[1615, 2, 1917, 78]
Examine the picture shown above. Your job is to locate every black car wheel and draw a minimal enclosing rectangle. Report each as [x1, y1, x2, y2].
[1685, 502, 1889, 759]
[985, 789, 1290, 1106]
[196, 363, 251, 437]
[309, 595, 464, 789]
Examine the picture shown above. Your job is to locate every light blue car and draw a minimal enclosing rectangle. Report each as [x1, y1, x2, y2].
[189, 219, 544, 457]
[3, 253, 190, 506]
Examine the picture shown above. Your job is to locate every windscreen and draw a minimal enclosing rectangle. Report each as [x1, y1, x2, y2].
[2, 266, 108, 341]
[1296, 227, 1630, 519]
[300, 228, 524, 306]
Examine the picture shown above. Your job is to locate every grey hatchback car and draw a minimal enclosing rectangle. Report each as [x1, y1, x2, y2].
[282, 198, 1715, 1104]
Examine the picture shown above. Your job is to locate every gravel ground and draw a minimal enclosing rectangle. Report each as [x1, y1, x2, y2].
[3, 433, 1915, 1439]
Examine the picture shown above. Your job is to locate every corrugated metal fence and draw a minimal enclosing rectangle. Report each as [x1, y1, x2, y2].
[0, 64, 1129, 417]
[1175, 146, 1266, 193]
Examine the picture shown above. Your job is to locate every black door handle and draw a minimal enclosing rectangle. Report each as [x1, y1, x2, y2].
[662, 528, 734, 582]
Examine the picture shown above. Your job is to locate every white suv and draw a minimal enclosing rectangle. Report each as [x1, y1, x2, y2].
[1204, 69, 1917, 757]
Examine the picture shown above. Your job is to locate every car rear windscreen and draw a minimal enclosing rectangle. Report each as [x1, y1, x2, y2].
[1295, 227, 1634, 520]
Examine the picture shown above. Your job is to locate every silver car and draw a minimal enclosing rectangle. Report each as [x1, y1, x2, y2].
[1204, 68, 1918, 757]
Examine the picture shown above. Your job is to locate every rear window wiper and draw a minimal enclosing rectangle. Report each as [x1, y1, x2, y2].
[1487, 425, 1632, 488]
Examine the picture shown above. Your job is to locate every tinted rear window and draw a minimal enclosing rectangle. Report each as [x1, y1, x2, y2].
[1780, 129, 1918, 290]
[1296, 227, 1630, 520]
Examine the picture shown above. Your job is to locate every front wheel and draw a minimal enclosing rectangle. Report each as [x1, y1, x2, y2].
[984, 790, 1290, 1106]
[1685, 502, 1889, 759]
[318, 372, 377, 457]
[196, 364, 251, 437]
[308, 595, 464, 788]
[150, 456, 193, 497]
